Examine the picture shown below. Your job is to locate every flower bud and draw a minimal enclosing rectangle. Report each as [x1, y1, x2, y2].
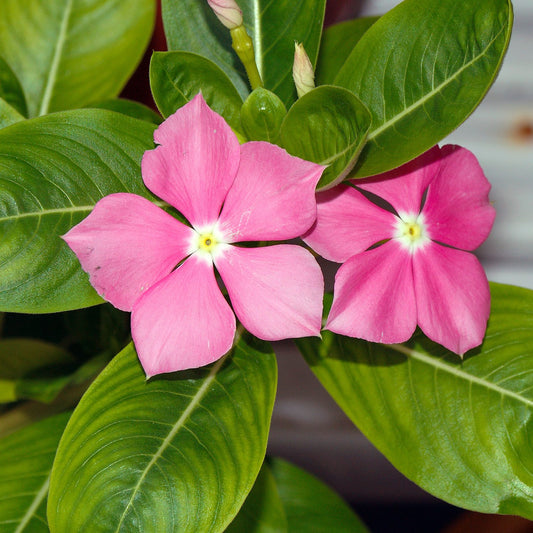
[207, 0, 243, 30]
[293, 43, 315, 98]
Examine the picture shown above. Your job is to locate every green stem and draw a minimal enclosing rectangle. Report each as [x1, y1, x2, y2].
[230, 25, 263, 90]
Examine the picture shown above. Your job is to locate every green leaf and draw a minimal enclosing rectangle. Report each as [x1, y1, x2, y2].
[268, 458, 369, 533]
[334, 0, 513, 177]
[162, 0, 327, 107]
[226, 463, 288, 533]
[0, 109, 156, 313]
[297, 283, 533, 518]
[0, 339, 74, 403]
[280, 86, 371, 190]
[315, 17, 379, 86]
[48, 337, 277, 532]
[0, 412, 70, 533]
[0, 0, 155, 117]
[150, 51, 244, 136]
[0, 56, 27, 116]
[89, 98, 162, 125]
[241, 88, 286, 143]
[0, 98, 24, 129]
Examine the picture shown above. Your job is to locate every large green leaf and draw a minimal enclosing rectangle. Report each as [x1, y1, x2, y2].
[0, 412, 70, 533]
[268, 458, 368, 532]
[162, 0, 326, 107]
[48, 337, 277, 532]
[297, 283, 533, 518]
[150, 51, 244, 135]
[89, 98, 162, 125]
[0, 110, 156, 313]
[334, 0, 513, 177]
[0, 0, 155, 117]
[280, 86, 371, 190]
[315, 17, 378, 86]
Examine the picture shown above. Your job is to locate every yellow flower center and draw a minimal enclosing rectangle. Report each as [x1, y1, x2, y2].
[395, 213, 429, 251]
[198, 233, 218, 252]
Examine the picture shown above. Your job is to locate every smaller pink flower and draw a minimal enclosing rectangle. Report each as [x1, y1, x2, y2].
[304, 145, 496, 355]
[64, 94, 325, 376]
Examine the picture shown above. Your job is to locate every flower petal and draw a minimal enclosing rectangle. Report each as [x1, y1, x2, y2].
[214, 244, 323, 340]
[217, 142, 324, 242]
[141, 93, 240, 228]
[303, 184, 397, 263]
[422, 145, 496, 250]
[63, 193, 195, 311]
[413, 243, 490, 355]
[131, 255, 236, 376]
[327, 240, 417, 343]
[357, 146, 442, 216]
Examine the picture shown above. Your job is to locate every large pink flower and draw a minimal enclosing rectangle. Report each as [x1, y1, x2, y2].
[304, 145, 496, 355]
[64, 94, 325, 376]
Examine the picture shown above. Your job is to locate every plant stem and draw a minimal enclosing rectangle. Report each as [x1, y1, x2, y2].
[230, 26, 263, 90]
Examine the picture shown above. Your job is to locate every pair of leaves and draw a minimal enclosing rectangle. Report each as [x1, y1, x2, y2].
[47, 335, 277, 532]
[297, 283, 533, 519]
[0, 0, 155, 118]
[149, 51, 371, 190]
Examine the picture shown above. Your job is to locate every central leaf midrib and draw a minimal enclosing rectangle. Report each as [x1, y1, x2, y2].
[38, 0, 74, 116]
[366, 22, 507, 142]
[391, 343, 533, 408]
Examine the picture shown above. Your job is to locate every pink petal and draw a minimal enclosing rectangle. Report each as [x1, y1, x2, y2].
[214, 244, 323, 340]
[357, 146, 442, 216]
[413, 243, 490, 355]
[327, 240, 417, 343]
[422, 145, 496, 251]
[131, 255, 236, 376]
[141, 93, 240, 228]
[217, 142, 324, 242]
[303, 184, 397, 263]
[63, 193, 195, 311]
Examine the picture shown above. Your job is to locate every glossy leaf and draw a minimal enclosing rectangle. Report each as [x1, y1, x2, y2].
[226, 463, 288, 533]
[0, 110, 156, 313]
[241, 88, 286, 143]
[297, 283, 533, 518]
[48, 337, 277, 532]
[162, 0, 327, 107]
[89, 99, 162, 125]
[0, 339, 73, 403]
[0, 412, 70, 533]
[0, 0, 155, 117]
[150, 51, 244, 135]
[269, 458, 368, 533]
[0, 56, 27, 116]
[315, 17, 378, 86]
[334, 0, 513, 177]
[280, 86, 371, 190]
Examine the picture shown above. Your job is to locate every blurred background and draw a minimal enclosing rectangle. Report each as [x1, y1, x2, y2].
[123, 0, 533, 530]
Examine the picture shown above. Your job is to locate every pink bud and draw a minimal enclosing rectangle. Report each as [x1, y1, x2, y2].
[293, 43, 315, 98]
[207, 0, 243, 30]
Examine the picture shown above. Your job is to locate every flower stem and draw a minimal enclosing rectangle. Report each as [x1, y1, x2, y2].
[230, 26, 263, 90]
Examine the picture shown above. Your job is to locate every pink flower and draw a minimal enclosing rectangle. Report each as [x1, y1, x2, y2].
[304, 145, 496, 355]
[64, 94, 325, 376]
